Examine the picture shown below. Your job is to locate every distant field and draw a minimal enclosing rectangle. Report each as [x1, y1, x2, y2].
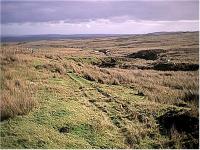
[0, 32, 199, 149]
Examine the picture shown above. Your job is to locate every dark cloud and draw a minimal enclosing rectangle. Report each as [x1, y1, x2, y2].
[1, 1, 199, 24]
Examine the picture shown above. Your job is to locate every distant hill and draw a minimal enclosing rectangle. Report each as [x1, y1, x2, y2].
[1, 31, 198, 42]
[1, 34, 130, 42]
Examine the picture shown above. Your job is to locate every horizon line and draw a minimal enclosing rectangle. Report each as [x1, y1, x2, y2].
[2, 30, 199, 37]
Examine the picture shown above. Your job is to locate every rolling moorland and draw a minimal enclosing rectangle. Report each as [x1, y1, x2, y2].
[0, 32, 199, 148]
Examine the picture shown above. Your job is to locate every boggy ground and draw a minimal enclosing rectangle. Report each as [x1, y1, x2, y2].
[0, 32, 199, 148]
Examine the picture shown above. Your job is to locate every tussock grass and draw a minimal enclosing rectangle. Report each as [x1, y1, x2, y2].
[66, 60, 198, 106]
[0, 50, 36, 121]
[35, 62, 66, 75]
[1, 86, 35, 121]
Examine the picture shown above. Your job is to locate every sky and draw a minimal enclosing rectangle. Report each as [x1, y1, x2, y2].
[1, 0, 199, 36]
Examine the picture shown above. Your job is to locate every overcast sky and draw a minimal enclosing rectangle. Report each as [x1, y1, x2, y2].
[1, 0, 199, 35]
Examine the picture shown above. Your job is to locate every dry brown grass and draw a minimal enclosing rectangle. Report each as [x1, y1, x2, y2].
[35, 62, 66, 75]
[23, 32, 198, 119]
[66, 60, 198, 108]
[1, 86, 35, 121]
[0, 50, 36, 121]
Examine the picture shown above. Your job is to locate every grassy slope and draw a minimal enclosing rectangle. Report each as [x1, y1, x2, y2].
[1, 61, 124, 148]
[0, 55, 179, 149]
[1, 32, 198, 148]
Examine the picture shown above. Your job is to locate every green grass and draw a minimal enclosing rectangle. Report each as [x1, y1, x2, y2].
[1, 56, 192, 149]
[0, 67, 127, 148]
[65, 56, 101, 65]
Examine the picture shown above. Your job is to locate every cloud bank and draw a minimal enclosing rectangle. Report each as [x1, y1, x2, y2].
[1, 1, 199, 35]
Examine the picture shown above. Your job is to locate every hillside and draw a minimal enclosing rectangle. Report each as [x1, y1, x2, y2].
[0, 32, 199, 149]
